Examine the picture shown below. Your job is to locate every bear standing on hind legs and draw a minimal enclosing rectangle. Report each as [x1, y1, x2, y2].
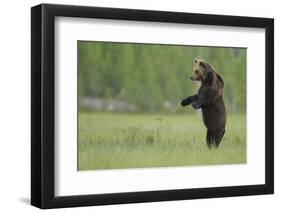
[181, 59, 226, 148]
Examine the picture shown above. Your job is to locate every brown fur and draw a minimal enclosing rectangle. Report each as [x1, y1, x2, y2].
[181, 59, 226, 148]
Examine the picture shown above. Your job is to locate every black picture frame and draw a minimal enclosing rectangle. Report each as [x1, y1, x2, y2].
[31, 3, 274, 209]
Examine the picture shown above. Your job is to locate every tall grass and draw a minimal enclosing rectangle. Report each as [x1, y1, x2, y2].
[78, 112, 246, 170]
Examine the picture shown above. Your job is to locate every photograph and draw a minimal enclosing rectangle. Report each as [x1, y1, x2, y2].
[77, 41, 247, 170]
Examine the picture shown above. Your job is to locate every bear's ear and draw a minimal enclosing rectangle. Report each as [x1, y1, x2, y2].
[194, 58, 198, 64]
[199, 61, 205, 68]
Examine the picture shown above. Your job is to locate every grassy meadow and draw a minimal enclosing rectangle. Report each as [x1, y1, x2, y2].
[78, 112, 246, 170]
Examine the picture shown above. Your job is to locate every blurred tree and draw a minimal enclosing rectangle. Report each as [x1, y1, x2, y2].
[78, 41, 246, 113]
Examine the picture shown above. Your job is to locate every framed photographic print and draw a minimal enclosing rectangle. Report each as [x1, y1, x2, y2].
[31, 3, 274, 209]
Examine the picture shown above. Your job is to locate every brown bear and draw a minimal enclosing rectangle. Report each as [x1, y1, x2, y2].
[181, 59, 226, 148]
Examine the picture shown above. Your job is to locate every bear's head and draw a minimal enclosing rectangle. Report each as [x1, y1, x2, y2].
[190, 58, 213, 82]
[190, 58, 224, 87]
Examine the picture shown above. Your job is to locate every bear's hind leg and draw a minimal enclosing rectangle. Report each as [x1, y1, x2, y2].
[206, 129, 225, 148]
[206, 130, 216, 149]
[214, 129, 225, 147]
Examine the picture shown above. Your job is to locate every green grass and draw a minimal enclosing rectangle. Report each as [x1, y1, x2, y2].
[78, 112, 246, 170]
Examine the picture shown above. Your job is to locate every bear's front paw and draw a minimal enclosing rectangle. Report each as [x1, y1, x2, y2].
[191, 101, 201, 109]
[180, 99, 186, 107]
[180, 97, 191, 107]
